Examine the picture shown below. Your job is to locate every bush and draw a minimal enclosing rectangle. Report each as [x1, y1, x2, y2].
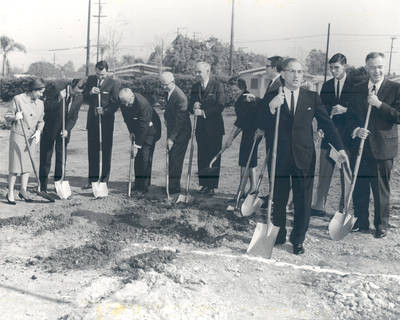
[0, 78, 70, 102]
[1, 75, 236, 108]
[120, 73, 236, 108]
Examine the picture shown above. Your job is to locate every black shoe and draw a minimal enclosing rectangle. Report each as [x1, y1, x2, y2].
[6, 193, 16, 205]
[293, 243, 305, 255]
[82, 183, 92, 190]
[207, 188, 215, 196]
[311, 208, 326, 217]
[18, 192, 33, 203]
[374, 227, 387, 238]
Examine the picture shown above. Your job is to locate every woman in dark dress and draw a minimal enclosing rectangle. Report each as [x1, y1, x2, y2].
[224, 78, 260, 195]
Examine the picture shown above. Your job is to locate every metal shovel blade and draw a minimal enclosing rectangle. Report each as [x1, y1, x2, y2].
[92, 181, 108, 198]
[328, 211, 358, 241]
[241, 193, 264, 217]
[247, 221, 280, 259]
[176, 193, 192, 204]
[55, 180, 72, 199]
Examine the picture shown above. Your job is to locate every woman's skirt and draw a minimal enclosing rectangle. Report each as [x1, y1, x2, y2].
[8, 131, 36, 174]
[238, 130, 259, 168]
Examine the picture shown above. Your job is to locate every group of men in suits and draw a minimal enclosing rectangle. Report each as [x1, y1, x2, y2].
[253, 52, 400, 255]
[38, 60, 226, 202]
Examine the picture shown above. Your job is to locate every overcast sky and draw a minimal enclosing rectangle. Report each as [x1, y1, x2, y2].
[2, 0, 400, 73]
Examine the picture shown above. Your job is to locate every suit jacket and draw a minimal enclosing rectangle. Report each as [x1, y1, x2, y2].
[347, 79, 400, 160]
[319, 76, 353, 149]
[83, 75, 120, 129]
[189, 79, 225, 136]
[120, 93, 161, 147]
[261, 87, 344, 170]
[164, 86, 191, 142]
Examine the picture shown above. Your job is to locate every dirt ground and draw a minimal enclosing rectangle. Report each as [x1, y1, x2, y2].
[0, 104, 399, 320]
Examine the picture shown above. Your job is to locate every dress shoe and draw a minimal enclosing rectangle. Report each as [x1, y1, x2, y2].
[82, 183, 92, 190]
[311, 208, 326, 217]
[207, 188, 215, 196]
[374, 227, 387, 239]
[293, 243, 305, 255]
[18, 192, 33, 203]
[6, 193, 16, 205]
[352, 224, 370, 233]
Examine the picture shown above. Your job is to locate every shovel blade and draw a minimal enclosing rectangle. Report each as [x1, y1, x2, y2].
[241, 193, 264, 217]
[92, 181, 108, 198]
[247, 221, 280, 259]
[329, 211, 358, 241]
[55, 180, 72, 199]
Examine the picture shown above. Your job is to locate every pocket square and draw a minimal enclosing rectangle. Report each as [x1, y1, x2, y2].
[307, 107, 312, 110]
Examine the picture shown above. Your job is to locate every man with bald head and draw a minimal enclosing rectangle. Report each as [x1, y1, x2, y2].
[119, 88, 161, 193]
[261, 58, 348, 254]
[160, 72, 191, 195]
[347, 52, 400, 238]
[189, 61, 226, 195]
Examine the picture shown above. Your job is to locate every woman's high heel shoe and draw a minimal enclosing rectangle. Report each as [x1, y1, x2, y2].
[6, 193, 16, 205]
[18, 192, 33, 203]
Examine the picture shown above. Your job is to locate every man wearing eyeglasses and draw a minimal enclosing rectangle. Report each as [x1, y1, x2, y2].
[262, 58, 348, 255]
[160, 72, 191, 195]
[347, 52, 400, 239]
[312, 53, 353, 217]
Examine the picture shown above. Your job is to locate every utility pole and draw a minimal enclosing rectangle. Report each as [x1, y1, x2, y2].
[229, 0, 235, 76]
[388, 36, 396, 76]
[86, 0, 91, 76]
[159, 39, 164, 76]
[93, 0, 106, 63]
[53, 52, 56, 66]
[192, 32, 201, 41]
[323, 23, 331, 83]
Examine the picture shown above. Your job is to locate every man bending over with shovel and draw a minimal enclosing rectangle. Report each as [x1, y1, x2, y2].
[261, 58, 348, 255]
[118, 88, 161, 193]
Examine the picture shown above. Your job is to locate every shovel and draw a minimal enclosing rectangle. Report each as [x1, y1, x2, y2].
[55, 96, 72, 199]
[15, 104, 55, 202]
[127, 133, 135, 197]
[329, 104, 372, 241]
[226, 135, 261, 212]
[92, 93, 108, 198]
[247, 88, 282, 258]
[241, 146, 269, 216]
[200, 136, 234, 178]
[176, 115, 197, 203]
[166, 135, 171, 202]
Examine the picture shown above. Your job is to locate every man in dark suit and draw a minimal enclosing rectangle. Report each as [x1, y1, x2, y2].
[260, 58, 348, 254]
[160, 72, 191, 194]
[118, 88, 161, 193]
[83, 60, 120, 187]
[347, 52, 400, 238]
[312, 53, 353, 217]
[189, 61, 225, 195]
[39, 78, 85, 192]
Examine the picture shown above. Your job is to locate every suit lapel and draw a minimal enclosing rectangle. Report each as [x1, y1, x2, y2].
[377, 78, 389, 99]
[203, 79, 213, 97]
[294, 88, 306, 118]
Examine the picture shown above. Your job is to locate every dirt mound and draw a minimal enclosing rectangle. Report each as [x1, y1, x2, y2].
[0, 215, 31, 227]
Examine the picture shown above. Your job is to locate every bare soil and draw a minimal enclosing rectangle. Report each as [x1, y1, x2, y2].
[0, 104, 399, 320]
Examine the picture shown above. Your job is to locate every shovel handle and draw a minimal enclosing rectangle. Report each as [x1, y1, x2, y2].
[128, 135, 135, 197]
[97, 93, 103, 183]
[184, 115, 197, 196]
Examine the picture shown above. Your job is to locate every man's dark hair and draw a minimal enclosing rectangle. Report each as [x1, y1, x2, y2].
[329, 53, 347, 65]
[365, 52, 385, 63]
[71, 78, 84, 89]
[95, 60, 109, 71]
[268, 56, 284, 72]
[237, 78, 247, 90]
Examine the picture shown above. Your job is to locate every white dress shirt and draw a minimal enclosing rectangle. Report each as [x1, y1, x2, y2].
[167, 85, 176, 101]
[283, 87, 300, 114]
[368, 78, 384, 94]
[334, 73, 347, 99]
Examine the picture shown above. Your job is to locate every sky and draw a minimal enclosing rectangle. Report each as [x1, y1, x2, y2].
[2, 0, 400, 73]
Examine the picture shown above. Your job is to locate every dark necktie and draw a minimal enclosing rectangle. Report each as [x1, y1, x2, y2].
[266, 80, 272, 93]
[372, 84, 376, 94]
[290, 91, 295, 117]
[336, 80, 340, 99]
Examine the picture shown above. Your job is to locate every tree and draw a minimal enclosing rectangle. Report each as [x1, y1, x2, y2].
[154, 34, 268, 76]
[27, 61, 62, 79]
[305, 49, 326, 75]
[1, 35, 26, 78]
[60, 60, 76, 78]
[77, 63, 95, 76]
